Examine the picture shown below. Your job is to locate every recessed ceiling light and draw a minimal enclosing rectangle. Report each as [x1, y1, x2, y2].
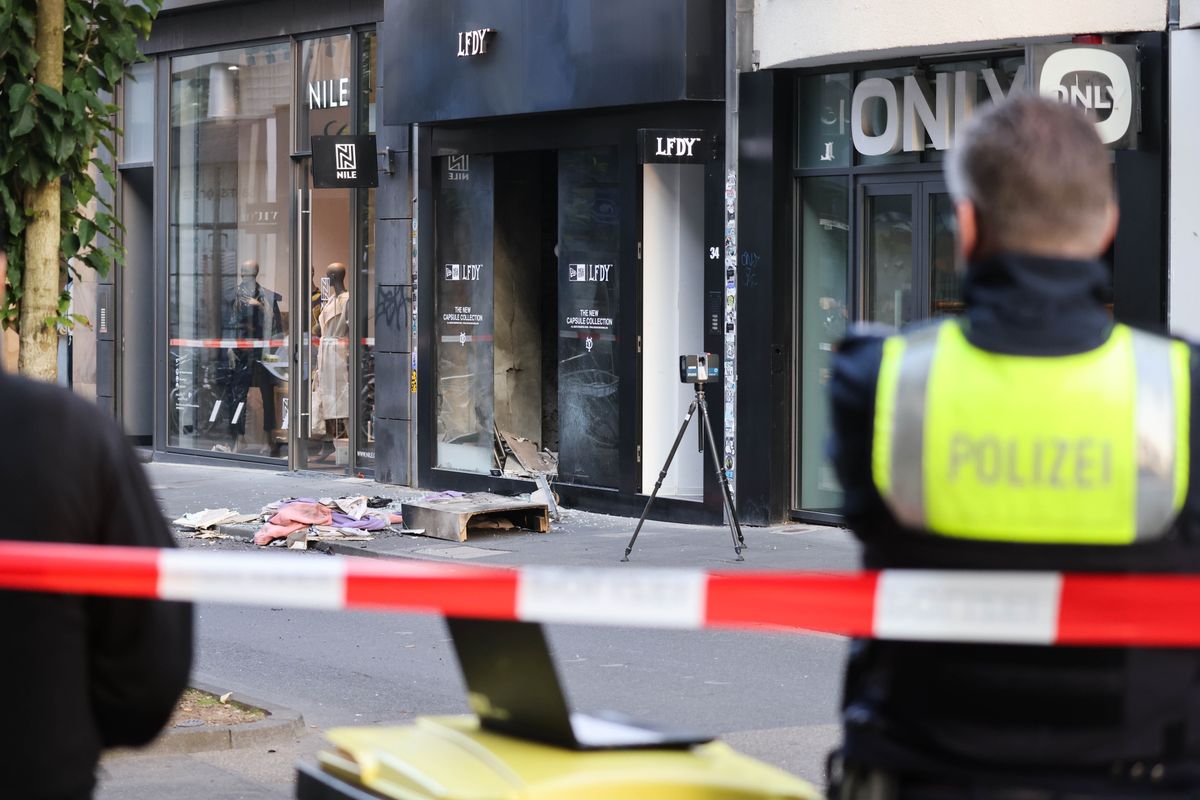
[227, 65, 240, 71]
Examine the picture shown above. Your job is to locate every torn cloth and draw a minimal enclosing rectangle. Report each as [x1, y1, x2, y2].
[254, 500, 403, 545]
[255, 502, 332, 546]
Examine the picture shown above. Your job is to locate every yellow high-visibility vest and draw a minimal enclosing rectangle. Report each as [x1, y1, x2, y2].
[872, 320, 1191, 543]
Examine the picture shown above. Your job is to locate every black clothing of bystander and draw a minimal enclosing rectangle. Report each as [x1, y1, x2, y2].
[830, 252, 1200, 789]
[0, 370, 193, 800]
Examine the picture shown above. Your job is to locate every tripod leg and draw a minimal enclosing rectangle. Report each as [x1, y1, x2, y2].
[697, 391, 746, 559]
[622, 399, 700, 561]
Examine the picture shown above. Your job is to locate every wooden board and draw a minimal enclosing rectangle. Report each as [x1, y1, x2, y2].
[497, 430, 558, 475]
[400, 493, 550, 543]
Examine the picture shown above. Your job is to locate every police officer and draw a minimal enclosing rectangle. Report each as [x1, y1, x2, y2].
[829, 94, 1200, 798]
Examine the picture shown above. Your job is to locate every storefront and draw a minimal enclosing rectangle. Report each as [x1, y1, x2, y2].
[735, 6, 1167, 524]
[105, 0, 398, 476]
[386, 0, 729, 519]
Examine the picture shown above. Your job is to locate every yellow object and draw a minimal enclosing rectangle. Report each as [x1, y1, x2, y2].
[873, 320, 1189, 543]
[315, 715, 821, 800]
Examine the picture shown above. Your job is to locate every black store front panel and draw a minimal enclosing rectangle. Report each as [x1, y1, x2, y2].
[384, 0, 726, 521]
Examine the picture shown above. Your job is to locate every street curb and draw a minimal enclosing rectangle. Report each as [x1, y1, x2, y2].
[117, 680, 306, 756]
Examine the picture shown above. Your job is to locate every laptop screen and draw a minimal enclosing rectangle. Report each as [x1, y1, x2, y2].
[446, 617, 579, 746]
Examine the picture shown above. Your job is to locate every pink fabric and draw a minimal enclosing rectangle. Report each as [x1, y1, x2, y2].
[254, 502, 333, 546]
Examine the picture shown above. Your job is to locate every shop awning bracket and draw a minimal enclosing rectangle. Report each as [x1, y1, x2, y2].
[377, 147, 397, 176]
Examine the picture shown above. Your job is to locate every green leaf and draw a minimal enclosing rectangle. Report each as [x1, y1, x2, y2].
[56, 132, 76, 162]
[77, 218, 95, 248]
[9, 103, 35, 137]
[34, 83, 66, 109]
[8, 82, 31, 112]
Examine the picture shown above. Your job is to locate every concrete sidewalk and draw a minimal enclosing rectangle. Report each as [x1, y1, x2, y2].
[148, 461, 861, 571]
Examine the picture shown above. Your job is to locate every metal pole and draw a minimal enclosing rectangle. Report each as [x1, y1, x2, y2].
[721, 0, 739, 517]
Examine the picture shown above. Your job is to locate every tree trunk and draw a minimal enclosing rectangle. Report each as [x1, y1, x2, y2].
[18, 0, 65, 382]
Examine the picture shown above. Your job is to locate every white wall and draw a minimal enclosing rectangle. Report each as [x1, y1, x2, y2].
[1170, 29, 1200, 341]
[642, 164, 705, 499]
[754, 0, 1167, 69]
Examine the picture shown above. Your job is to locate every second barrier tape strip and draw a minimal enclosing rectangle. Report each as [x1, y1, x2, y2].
[5, 541, 1200, 646]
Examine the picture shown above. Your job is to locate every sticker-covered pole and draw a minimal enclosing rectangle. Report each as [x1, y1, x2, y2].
[721, 0, 741, 506]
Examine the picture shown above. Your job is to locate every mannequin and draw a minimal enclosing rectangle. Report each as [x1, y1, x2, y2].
[311, 262, 350, 448]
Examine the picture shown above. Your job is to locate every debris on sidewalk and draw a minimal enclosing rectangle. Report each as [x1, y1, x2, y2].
[172, 508, 258, 531]
[402, 492, 549, 543]
[254, 496, 406, 546]
[192, 530, 235, 540]
[496, 428, 558, 476]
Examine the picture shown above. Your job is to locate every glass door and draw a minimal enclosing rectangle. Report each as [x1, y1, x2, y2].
[294, 161, 354, 471]
[857, 178, 955, 323]
[862, 182, 918, 327]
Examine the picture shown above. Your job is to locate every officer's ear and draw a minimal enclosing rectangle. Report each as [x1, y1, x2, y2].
[955, 200, 978, 270]
[1098, 202, 1120, 256]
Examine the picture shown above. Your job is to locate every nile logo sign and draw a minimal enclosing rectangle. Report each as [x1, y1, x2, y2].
[1036, 47, 1134, 146]
[447, 154, 470, 181]
[334, 143, 357, 179]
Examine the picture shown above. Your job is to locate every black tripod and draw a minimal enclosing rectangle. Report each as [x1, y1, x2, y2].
[622, 382, 746, 561]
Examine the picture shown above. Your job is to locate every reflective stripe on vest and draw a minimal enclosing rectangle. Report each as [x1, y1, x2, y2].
[872, 321, 1190, 544]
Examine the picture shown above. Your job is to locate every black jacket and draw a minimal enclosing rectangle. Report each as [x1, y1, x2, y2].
[0, 371, 193, 799]
[830, 253, 1200, 785]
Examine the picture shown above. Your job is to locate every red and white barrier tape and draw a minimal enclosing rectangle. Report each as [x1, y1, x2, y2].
[2, 541, 1200, 646]
[170, 338, 287, 349]
[171, 337, 375, 350]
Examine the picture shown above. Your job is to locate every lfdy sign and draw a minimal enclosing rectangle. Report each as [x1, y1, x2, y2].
[638, 129, 710, 164]
[846, 44, 1137, 157]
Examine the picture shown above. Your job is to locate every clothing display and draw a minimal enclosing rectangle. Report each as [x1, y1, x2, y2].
[312, 290, 350, 432]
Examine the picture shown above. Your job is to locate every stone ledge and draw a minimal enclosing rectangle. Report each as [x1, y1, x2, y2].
[111, 680, 305, 757]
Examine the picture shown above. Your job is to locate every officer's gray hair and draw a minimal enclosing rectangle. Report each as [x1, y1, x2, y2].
[945, 94, 1115, 255]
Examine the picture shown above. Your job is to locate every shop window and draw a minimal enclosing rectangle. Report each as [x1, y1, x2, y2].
[854, 67, 921, 167]
[359, 30, 377, 134]
[299, 34, 353, 144]
[167, 42, 292, 456]
[433, 148, 621, 487]
[122, 60, 154, 165]
[356, 31, 378, 467]
[796, 73, 851, 170]
[796, 177, 849, 512]
[435, 154, 496, 473]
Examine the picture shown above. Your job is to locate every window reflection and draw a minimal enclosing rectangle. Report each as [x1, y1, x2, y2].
[798, 177, 849, 511]
[168, 43, 292, 457]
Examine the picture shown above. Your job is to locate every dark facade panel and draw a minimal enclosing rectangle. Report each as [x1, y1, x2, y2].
[376, 147, 413, 221]
[382, 0, 723, 125]
[374, 351, 412, 420]
[375, 416, 411, 485]
[376, 220, 413, 285]
[144, 0, 383, 55]
[374, 284, 413, 353]
[97, 339, 116, 400]
[735, 70, 792, 526]
[1113, 32, 1167, 330]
